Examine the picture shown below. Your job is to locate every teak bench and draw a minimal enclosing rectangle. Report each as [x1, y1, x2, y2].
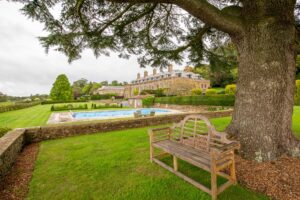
[148, 115, 240, 200]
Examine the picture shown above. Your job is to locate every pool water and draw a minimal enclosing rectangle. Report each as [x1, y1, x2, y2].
[72, 108, 172, 119]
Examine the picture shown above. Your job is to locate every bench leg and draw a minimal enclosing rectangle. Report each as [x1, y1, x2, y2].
[230, 156, 237, 184]
[150, 143, 154, 162]
[211, 157, 218, 200]
[173, 156, 178, 172]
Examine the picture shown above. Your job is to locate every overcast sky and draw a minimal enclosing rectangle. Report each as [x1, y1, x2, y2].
[0, 1, 183, 96]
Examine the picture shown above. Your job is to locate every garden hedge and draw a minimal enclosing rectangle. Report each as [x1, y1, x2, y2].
[0, 101, 41, 113]
[51, 104, 88, 111]
[91, 103, 121, 109]
[155, 95, 235, 106]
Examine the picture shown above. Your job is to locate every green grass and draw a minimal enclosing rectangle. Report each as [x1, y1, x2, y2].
[27, 126, 268, 200]
[210, 106, 300, 138]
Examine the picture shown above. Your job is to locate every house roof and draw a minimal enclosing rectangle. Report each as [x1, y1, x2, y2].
[97, 86, 125, 91]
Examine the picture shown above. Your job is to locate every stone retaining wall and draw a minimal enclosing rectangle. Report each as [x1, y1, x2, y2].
[25, 110, 232, 143]
[0, 110, 232, 180]
[0, 129, 25, 180]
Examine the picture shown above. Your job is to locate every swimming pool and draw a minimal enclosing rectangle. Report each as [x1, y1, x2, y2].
[72, 108, 175, 120]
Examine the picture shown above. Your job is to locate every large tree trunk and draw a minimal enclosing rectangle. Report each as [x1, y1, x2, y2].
[227, 1, 300, 161]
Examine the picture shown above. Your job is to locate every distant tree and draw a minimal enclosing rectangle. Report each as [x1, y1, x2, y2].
[72, 86, 82, 99]
[89, 82, 101, 95]
[82, 82, 93, 95]
[110, 80, 123, 86]
[0, 92, 7, 102]
[50, 74, 73, 101]
[101, 81, 108, 86]
[123, 81, 128, 85]
[72, 78, 88, 88]
[209, 43, 238, 87]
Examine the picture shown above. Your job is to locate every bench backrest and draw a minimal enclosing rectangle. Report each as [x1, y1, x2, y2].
[171, 115, 217, 152]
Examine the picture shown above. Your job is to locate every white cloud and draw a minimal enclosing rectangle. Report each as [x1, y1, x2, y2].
[0, 1, 184, 96]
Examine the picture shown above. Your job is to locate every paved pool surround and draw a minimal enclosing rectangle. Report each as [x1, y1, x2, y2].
[0, 110, 232, 181]
[47, 108, 182, 124]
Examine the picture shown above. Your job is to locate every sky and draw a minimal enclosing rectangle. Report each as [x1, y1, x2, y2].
[0, 1, 183, 97]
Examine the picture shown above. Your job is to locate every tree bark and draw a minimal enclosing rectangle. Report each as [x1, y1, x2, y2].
[227, 1, 300, 161]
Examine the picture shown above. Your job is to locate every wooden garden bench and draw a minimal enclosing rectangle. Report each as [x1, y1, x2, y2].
[148, 115, 240, 200]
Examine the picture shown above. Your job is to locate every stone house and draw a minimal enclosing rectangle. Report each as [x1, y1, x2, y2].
[94, 86, 125, 96]
[124, 65, 210, 98]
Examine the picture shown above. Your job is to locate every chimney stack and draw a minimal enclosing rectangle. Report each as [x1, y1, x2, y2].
[153, 68, 157, 75]
[144, 70, 148, 78]
[137, 73, 141, 79]
[168, 64, 173, 72]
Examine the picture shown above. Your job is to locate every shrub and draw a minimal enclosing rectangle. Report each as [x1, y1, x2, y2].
[142, 96, 155, 107]
[0, 101, 41, 113]
[191, 88, 202, 96]
[133, 88, 139, 96]
[155, 95, 235, 106]
[225, 84, 237, 95]
[51, 104, 88, 111]
[205, 89, 217, 96]
[217, 89, 225, 94]
[0, 127, 11, 138]
[295, 80, 300, 105]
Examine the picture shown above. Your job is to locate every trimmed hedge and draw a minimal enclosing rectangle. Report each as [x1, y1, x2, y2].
[142, 96, 155, 107]
[41, 100, 87, 105]
[155, 95, 235, 106]
[51, 104, 88, 111]
[91, 103, 121, 109]
[0, 101, 41, 113]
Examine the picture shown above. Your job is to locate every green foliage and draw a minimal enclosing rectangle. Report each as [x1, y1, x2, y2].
[89, 82, 101, 95]
[50, 104, 88, 111]
[0, 127, 11, 138]
[191, 88, 203, 96]
[225, 84, 237, 95]
[91, 94, 118, 100]
[155, 95, 235, 106]
[0, 101, 41, 113]
[50, 74, 73, 101]
[295, 80, 300, 105]
[205, 89, 217, 96]
[140, 89, 165, 97]
[133, 88, 139, 96]
[91, 103, 121, 109]
[142, 96, 155, 107]
[82, 82, 92, 95]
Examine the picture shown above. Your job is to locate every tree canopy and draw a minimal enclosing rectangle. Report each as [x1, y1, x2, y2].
[50, 74, 73, 101]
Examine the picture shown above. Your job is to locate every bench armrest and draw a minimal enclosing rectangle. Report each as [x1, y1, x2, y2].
[210, 141, 240, 155]
[148, 127, 171, 143]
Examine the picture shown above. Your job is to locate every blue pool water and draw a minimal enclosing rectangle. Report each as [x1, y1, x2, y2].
[72, 108, 171, 119]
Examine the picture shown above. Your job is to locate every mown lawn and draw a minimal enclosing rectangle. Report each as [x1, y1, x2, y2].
[27, 126, 269, 200]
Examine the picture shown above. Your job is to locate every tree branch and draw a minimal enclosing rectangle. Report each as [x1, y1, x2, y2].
[108, 0, 243, 35]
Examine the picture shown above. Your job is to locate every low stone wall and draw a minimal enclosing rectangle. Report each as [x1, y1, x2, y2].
[25, 110, 232, 143]
[0, 129, 25, 180]
[0, 110, 232, 180]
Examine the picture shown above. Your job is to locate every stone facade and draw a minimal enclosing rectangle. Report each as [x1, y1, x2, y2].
[124, 65, 210, 98]
[0, 129, 25, 181]
[94, 86, 125, 96]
